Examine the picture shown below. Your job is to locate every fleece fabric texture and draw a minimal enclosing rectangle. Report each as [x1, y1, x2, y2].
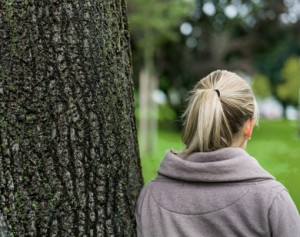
[136, 147, 300, 237]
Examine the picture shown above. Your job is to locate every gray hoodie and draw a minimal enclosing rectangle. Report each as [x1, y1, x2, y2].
[136, 147, 300, 237]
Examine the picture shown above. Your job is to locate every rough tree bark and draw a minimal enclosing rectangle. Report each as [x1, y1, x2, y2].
[0, 0, 143, 236]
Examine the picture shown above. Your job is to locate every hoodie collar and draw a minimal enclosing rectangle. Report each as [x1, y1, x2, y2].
[158, 147, 275, 183]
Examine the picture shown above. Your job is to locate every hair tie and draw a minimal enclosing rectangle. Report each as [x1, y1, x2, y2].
[214, 89, 220, 98]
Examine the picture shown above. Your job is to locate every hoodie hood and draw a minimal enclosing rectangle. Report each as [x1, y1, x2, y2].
[137, 147, 300, 237]
[158, 147, 275, 183]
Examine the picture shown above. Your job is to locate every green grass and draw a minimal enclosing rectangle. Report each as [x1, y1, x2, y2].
[140, 119, 300, 211]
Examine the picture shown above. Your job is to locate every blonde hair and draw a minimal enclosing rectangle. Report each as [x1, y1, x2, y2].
[182, 70, 258, 155]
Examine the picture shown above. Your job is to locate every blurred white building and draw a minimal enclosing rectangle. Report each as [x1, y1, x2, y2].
[257, 97, 283, 119]
[257, 97, 298, 120]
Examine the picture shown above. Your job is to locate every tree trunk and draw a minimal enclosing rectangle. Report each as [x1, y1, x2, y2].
[138, 68, 158, 155]
[138, 40, 158, 156]
[0, 1, 143, 236]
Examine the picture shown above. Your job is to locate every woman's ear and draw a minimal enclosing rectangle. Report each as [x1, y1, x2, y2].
[244, 119, 255, 139]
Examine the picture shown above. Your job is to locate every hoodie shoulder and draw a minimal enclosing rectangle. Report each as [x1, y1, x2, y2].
[268, 187, 300, 236]
[258, 180, 287, 194]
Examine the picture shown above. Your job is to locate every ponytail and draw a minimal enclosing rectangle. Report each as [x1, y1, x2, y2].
[182, 70, 258, 155]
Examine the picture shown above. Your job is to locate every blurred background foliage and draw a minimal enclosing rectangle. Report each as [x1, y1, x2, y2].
[128, 0, 300, 137]
[127, 0, 300, 208]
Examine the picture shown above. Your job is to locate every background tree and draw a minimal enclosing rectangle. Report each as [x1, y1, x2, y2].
[128, 0, 192, 154]
[276, 56, 300, 121]
[277, 56, 300, 106]
[252, 74, 272, 99]
[0, 0, 143, 236]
